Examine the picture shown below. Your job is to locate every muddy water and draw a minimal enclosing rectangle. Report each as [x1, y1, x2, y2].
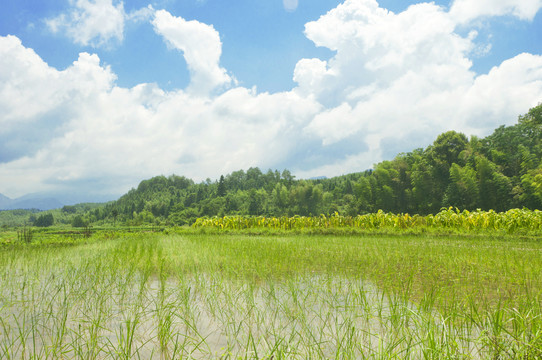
[1, 270, 485, 359]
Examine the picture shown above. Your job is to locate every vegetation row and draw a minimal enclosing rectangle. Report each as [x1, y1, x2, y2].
[193, 207, 542, 233]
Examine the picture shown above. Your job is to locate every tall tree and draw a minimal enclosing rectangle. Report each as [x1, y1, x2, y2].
[217, 175, 226, 197]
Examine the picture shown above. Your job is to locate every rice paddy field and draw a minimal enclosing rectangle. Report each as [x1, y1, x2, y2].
[1, 227, 541, 359]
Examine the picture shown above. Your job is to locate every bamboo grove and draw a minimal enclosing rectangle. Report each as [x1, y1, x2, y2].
[193, 208, 542, 233]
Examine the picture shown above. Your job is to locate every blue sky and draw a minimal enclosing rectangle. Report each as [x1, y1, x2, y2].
[1, 0, 542, 202]
[2, 0, 343, 92]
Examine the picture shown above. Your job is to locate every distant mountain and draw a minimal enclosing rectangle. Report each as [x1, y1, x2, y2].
[0, 193, 63, 211]
[0, 193, 12, 209]
[0, 191, 115, 211]
[11, 197, 63, 211]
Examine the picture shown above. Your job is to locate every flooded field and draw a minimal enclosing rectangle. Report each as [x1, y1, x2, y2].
[1, 232, 541, 359]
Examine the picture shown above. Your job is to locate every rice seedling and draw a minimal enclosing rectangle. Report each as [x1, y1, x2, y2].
[0, 228, 540, 358]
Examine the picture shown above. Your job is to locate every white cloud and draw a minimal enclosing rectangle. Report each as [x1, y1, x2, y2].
[0, 37, 116, 196]
[126, 5, 155, 23]
[46, 0, 126, 47]
[295, 0, 542, 177]
[283, 0, 299, 12]
[0, 84, 320, 197]
[293, 58, 331, 98]
[450, 0, 542, 23]
[0, 36, 62, 127]
[297, 0, 474, 106]
[458, 53, 542, 132]
[303, 103, 354, 145]
[0, 35, 116, 165]
[152, 9, 233, 96]
[2, 0, 542, 198]
[0, 35, 320, 197]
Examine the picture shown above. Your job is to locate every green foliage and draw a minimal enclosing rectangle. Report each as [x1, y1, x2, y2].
[429, 130, 469, 168]
[17, 227, 33, 243]
[444, 163, 478, 209]
[0, 209, 40, 227]
[71, 215, 88, 228]
[61, 205, 77, 214]
[193, 208, 542, 234]
[217, 174, 226, 197]
[34, 213, 54, 227]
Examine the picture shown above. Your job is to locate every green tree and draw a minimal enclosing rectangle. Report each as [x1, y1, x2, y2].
[271, 183, 289, 214]
[475, 156, 512, 211]
[34, 213, 54, 227]
[444, 164, 479, 210]
[281, 169, 295, 187]
[520, 167, 542, 209]
[200, 197, 226, 217]
[247, 189, 266, 215]
[61, 205, 77, 214]
[410, 156, 436, 214]
[217, 175, 226, 197]
[72, 215, 88, 228]
[134, 210, 155, 225]
[428, 131, 469, 207]
[429, 131, 469, 168]
[373, 162, 398, 212]
[111, 208, 119, 226]
[353, 176, 374, 213]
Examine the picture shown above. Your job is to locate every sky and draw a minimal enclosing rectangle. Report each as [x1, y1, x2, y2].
[1, 0, 542, 202]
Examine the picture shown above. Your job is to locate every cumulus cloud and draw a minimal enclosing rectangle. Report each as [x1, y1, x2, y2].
[458, 53, 542, 131]
[0, 35, 320, 197]
[450, 0, 542, 23]
[152, 9, 233, 96]
[46, 0, 126, 47]
[0, 36, 63, 127]
[293, 58, 332, 98]
[295, 0, 542, 177]
[297, 0, 474, 106]
[2, 0, 542, 198]
[296, 0, 473, 143]
[0, 35, 116, 164]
